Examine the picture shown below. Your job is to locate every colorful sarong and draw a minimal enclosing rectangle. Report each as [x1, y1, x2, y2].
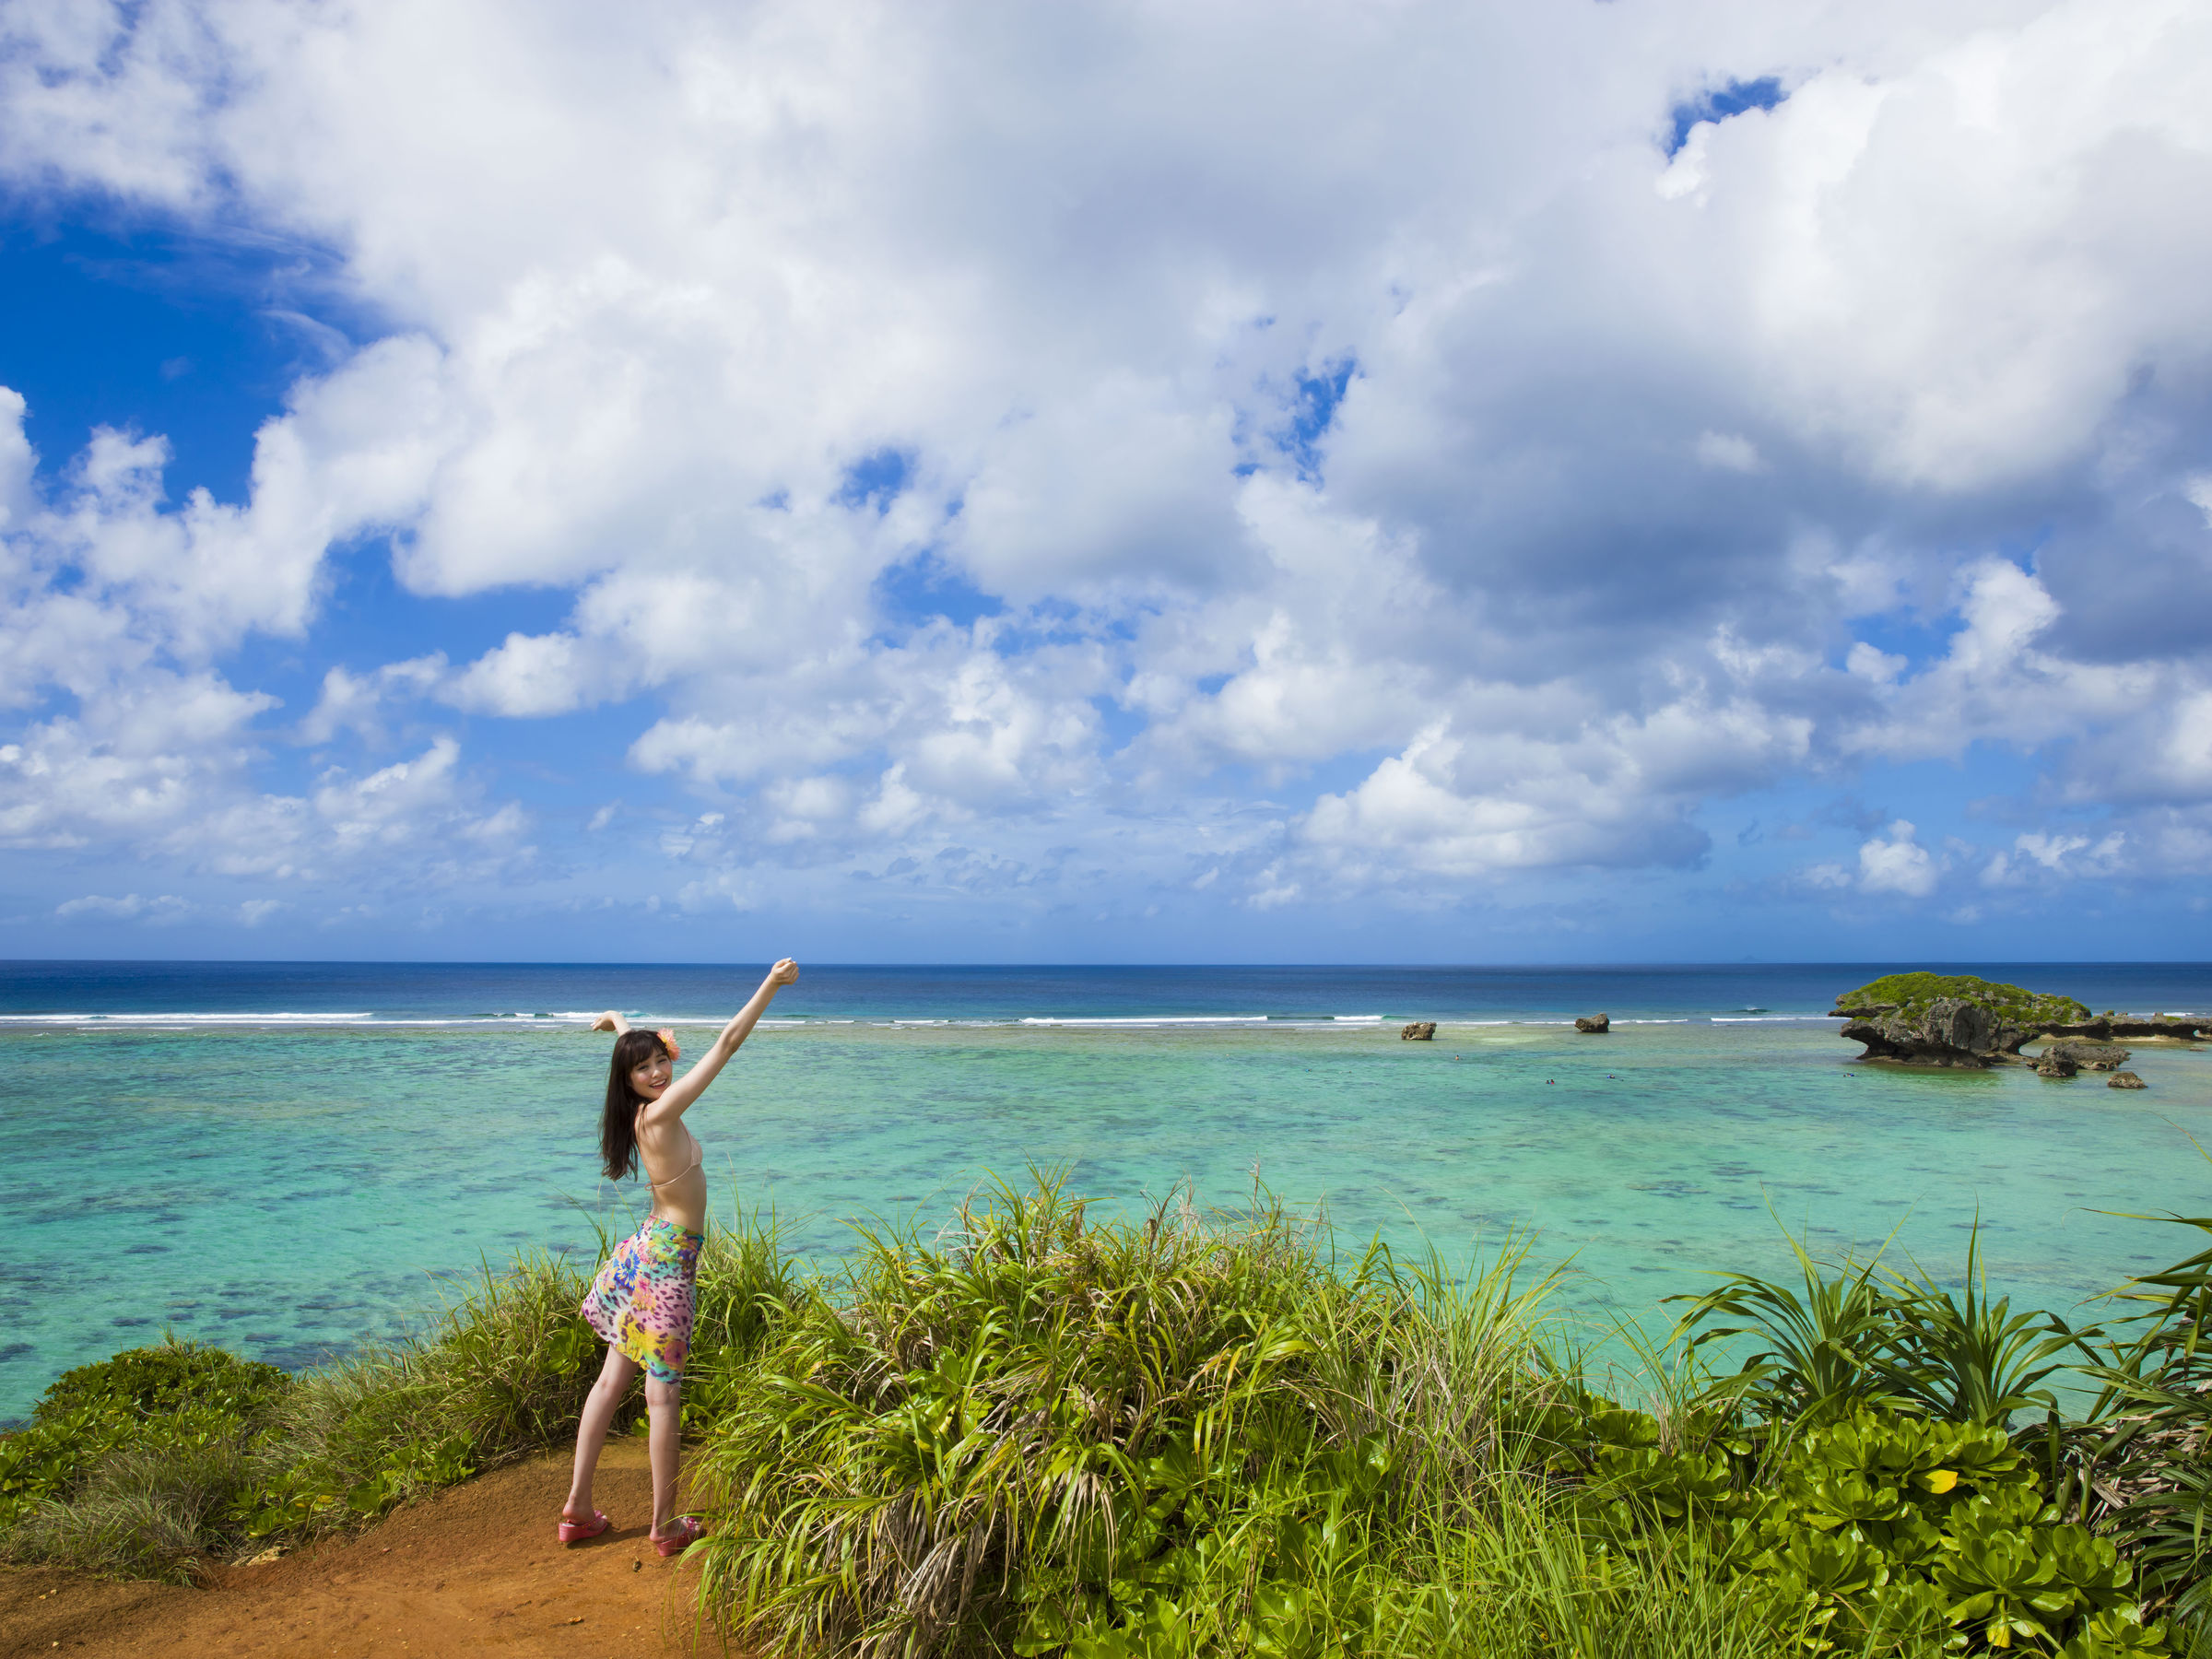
[581, 1216, 703, 1384]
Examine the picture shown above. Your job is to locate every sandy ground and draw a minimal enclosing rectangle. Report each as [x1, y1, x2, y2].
[0, 1436, 733, 1658]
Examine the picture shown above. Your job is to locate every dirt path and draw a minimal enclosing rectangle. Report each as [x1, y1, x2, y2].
[0, 1437, 732, 1658]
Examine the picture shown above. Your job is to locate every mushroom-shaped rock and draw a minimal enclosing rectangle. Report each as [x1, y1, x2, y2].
[2109, 1070, 2147, 1089]
[2049, 1041, 2132, 1071]
[1832, 974, 2088, 1066]
[1575, 1014, 1610, 1033]
[2033, 1050, 2079, 1077]
[1400, 1022, 1437, 1041]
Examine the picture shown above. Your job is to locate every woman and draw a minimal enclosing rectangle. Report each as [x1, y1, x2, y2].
[558, 958, 800, 1554]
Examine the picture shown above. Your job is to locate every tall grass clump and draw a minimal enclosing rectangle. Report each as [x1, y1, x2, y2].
[242, 1247, 610, 1534]
[685, 1178, 2182, 1659]
[684, 1173, 1794, 1658]
[2076, 1187, 2212, 1640]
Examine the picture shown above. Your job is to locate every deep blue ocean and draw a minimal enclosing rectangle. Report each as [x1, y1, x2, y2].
[3, 960, 2207, 1422]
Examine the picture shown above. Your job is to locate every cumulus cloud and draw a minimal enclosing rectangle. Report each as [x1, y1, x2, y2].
[1293, 689, 1800, 887]
[1857, 820, 1940, 899]
[0, 677, 275, 852]
[0, 0, 2209, 940]
[0, 384, 524, 906]
[300, 655, 449, 744]
[1983, 830, 2128, 888]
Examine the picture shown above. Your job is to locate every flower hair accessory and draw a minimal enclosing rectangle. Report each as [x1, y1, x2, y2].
[655, 1029, 680, 1062]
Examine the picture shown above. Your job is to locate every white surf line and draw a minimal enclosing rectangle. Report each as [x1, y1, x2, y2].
[0, 1011, 378, 1024]
[1, 1012, 712, 1029]
[1019, 1014, 1272, 1027]
[1422, 1017, 1693, 1027]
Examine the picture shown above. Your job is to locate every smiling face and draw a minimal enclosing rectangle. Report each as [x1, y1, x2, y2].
[629, 1046, 673, 1101]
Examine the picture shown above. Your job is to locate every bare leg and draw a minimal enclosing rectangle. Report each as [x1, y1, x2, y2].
[565, 1345, 640, 1524]
[643, 1373, 683, 1535]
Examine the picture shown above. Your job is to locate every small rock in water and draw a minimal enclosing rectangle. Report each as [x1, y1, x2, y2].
[1575, 1013, 1610, 1033]
[2033, 1051, 2079, 1077]
[2049, 1041, 2131, 1071]
[1400, 1021, 1437, 1041]
[2109, 1070, 2147, 1089]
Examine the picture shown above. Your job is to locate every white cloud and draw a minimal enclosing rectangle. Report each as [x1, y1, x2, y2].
[300, 654, 449, 744]
[1858, 819, 1940, 898]
[0, 677, 274, 852]
[1843, 562, 2162, 763]
[446, 632, 602, 718]
[0, 0, 2210, 935]
[1983, 829, 2126, 887]
[1845, 642, 1907, 685]
[0, 387, 34, 531]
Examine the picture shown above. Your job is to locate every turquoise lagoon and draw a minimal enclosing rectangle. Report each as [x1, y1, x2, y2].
[2, 961, 2208, 1420]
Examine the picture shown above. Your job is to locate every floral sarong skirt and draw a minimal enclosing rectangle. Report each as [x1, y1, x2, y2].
[581, 1216, 703, 1384]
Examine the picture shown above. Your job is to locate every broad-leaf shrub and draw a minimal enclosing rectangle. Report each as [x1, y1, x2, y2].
[0, 1342, 290, 1536]
[1562, 1406, 2160, 1655]
[32, 1344, 293, 1425]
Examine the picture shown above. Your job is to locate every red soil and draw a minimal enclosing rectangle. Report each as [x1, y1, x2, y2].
[0, 1437, 731, 1658]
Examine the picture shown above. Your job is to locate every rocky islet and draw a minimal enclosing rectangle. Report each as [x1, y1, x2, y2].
[1831, 971, 2205, 1074]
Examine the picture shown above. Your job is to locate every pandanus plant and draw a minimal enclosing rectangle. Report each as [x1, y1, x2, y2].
[2077, 1194, 2212, 1635]
[1667, 1219, 2094, 1436]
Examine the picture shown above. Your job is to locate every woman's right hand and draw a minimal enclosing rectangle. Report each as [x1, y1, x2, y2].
[590, 1010, 625, 1033]
[768, 959, 800, 986]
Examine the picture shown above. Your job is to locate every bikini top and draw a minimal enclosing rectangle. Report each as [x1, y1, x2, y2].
[642, 1125, 703, 1190]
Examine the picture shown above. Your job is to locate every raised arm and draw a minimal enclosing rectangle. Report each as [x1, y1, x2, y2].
[589, 1010, 631, 1036]
[641, 959, 799, 1124]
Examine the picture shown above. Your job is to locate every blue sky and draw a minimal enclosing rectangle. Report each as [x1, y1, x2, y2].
[2, 0, 2210, 963]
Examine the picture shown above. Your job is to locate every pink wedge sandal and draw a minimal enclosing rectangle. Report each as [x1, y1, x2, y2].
[651, 1515, 706, 1558]
[558, 1509, 611, 1546]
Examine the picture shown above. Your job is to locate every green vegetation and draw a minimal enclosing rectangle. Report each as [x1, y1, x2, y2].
[2078, 1205, 2212, 1632]
[1833, 973, 2091, 1028]
[7, 1178, 2212, 1658]
[0, 1228, 792, 1581]
[685, 1181, 2167, 1658]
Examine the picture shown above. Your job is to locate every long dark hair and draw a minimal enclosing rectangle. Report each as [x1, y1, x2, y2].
[601, 1029, 673, 1182]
